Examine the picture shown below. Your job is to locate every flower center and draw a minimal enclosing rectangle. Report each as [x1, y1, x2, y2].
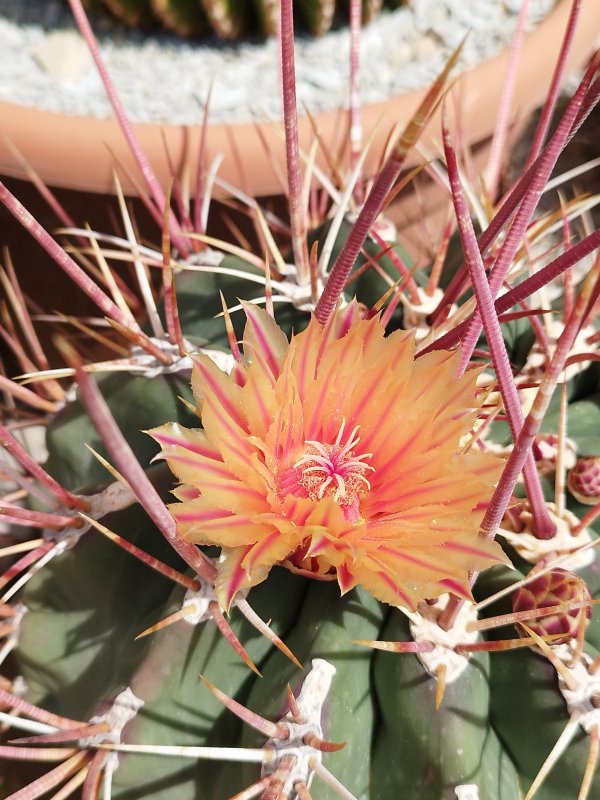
[293, 421, 374, 515]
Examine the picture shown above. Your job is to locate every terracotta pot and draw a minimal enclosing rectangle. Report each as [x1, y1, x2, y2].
[0, 0, 598, 197]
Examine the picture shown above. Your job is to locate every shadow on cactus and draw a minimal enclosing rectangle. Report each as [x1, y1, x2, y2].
[1, 1, 600, 799]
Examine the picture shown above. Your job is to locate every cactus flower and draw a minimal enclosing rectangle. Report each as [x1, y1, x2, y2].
[152, 304, 506, 610]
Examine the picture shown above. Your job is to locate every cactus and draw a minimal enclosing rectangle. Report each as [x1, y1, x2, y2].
[81, 0, 408, 37]
[1, 1, 600, 799]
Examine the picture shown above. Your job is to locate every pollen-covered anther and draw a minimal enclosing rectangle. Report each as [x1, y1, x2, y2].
[294, 422, 374, 506]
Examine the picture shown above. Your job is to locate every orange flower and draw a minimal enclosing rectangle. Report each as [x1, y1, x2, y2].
[151, 303, 506, 610]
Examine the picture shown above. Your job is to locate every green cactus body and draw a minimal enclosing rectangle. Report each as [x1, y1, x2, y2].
[199, 0, 248, 39]
[238, 583, 385, 799]
[111, 569, 308, 797]
[490, 645, 600, 799]
[151, 0, 209, 36]
[372, 610, 521, 800]
[80, 0, 406, 38]
[44, 371, 197, 491]
[296, 0, 336, 35]
[104, 0, 155, 26]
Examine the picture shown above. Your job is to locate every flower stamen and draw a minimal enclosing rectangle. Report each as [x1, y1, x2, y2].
[293, 420, 374, 513]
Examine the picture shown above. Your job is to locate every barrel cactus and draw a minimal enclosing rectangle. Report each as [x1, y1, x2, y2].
[81, 0, 405, 37]
[1, 1, 600, 799]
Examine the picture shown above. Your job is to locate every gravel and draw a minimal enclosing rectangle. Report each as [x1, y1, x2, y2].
[0, 0, 557, 125]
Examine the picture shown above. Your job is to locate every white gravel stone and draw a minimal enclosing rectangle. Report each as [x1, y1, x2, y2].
[0, 0, 557, 125]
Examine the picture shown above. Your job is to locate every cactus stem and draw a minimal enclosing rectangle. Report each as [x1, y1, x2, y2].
[81, 513, 201, 592]
[201, 675, 288, 739]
